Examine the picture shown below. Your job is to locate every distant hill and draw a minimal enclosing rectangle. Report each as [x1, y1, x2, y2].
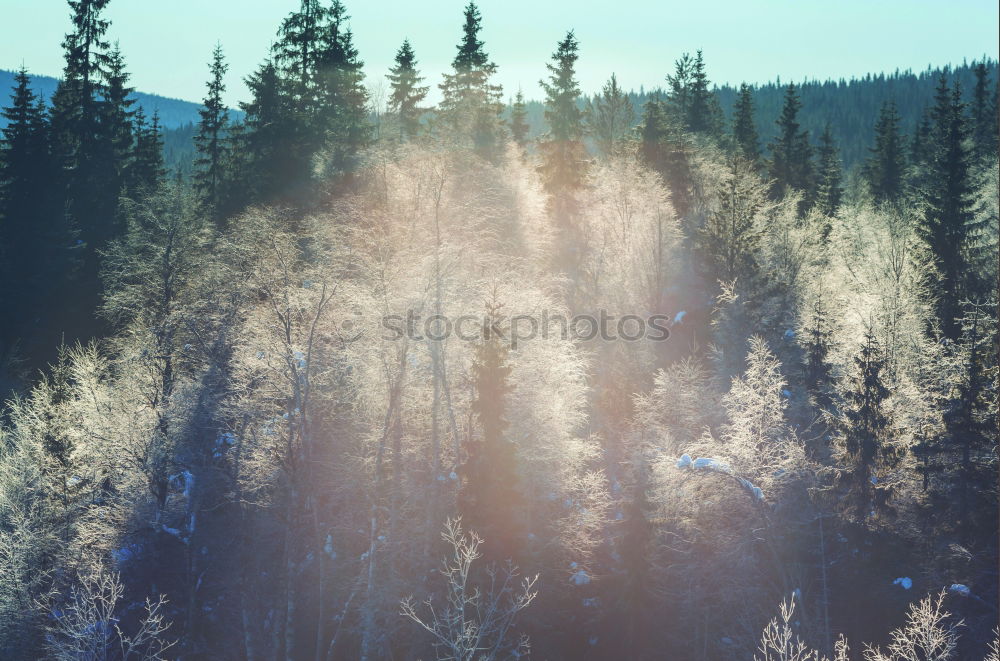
[0, 69, 208, 129]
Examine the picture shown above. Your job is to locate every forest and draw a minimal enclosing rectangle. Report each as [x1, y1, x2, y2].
[0, 1, 997, 660]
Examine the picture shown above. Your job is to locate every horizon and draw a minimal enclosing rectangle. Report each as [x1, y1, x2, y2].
[1, 0, 997, 107]
[2, 57, 998, 109]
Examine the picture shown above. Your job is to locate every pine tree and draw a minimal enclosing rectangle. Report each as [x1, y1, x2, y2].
[0, 70, 73, 359]
[587, 73, 634, 158]
[836, 330, 899, 521]
[697, 155, 766, 284]
[194, 44, 230, 217]
[939, 302, 998, 540]
[130, 108, 165, 192]
[815, 124, 844, 217]
[640, 98, 694, 217]
[98, 44, 135, 206]
[386, 39, 428, 140]
[920, 76, 985, 339]
[458, 301, 523, 563]
[768, 84, 815, 212]
[508, 89, 530, 150]
[239, 61, 293, 203]
[686, 50, 722, 136]
[273, 0, 326, 116]
[665, 53, 693, 126]
[314, 1, 370, 179]
[538, 31, 586, 192]
[732, 83, 761, 165]
[49, 0, 112, 241]
[971, 60, 999, 158]
[438, 2, 503, 159]
[802, 297, 835, 406]
[863, 100, 906, 205]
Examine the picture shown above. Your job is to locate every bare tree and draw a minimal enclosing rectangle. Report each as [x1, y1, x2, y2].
[401, 518, 538, 661]
[863, 591, 962, 661]
[44, 569, 174, 661]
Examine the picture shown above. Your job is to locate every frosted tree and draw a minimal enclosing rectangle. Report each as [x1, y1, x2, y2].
[401, 519, 538, 661]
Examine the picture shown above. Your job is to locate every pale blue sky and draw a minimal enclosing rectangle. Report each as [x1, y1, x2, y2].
[2, 0, 997, 107]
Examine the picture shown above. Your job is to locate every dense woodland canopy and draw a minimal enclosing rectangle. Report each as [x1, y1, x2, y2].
[0, 1, 998, 660]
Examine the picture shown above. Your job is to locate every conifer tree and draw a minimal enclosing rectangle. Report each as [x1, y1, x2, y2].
[386, 39, 428, 140]
[98, 45, 135, 204]
[665, 53, 693, 126]
[0, 70, 73, 359]
[458, 301, 523, 563]
[971, 60, 999, 158]
[815, 124, 844, 217]
[587, 73, 634, 158]
[938, 302, 998, 540]
[732, 83, 761, 165]
[508, 89, 530, 150]
[686, 50, 722, 136]
[49, 0, 112, 241]
[314, 1, 370, 179]
[920, 76, 985, 339]
[538, 31, 586, 192]
[130, 108, 165, 192]
[194, 44, 230, 217]
[802, 297, 835, 406]
[439, 2, 503, 159]
[273, 0, 326, 116]
[836, 330, 899, 521]
[768, 84, 814, 210]
[863, 100, 906, 205]
[240, 61, 293, 203]
[698, 155, 766, 284]
[640, 98, 694, 217]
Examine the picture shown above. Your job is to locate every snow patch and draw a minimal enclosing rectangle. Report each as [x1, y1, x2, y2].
[948, 584, 970, 597]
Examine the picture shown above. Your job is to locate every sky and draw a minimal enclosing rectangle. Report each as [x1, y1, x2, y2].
[1, 0, 998, 107]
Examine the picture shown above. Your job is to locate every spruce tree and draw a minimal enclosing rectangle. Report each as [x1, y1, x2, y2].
[803, 297, 835, 407]
[640, 98, 694, 217]
[538, 31, 586, 192]
[815, 124, 844, 217]
[836, 330, 899, 521]
[508, 89, 530, 150]
[50, 0, 112, 243]
[939, 302, 998, 540]
[920, 76, 985, 339]
[98, 44, 135, 208]
[457, 301, 523, 563]
[438, 2, 503, 159]
[47, 0, 116, 348]
[971, 60, 999, 158]
[0, 70, 73, 360]
[732, 83, 761, 165]
[240, 61, 293, 203]
[768, 84, 815, 211]
[273, 0, 326, 116]
[314, 1, 370, 179]
[863, 100, 906, 205]
[686, 50, 722, 136]
[194, 44, 230, 217]
[130, 108, 165, 193]
[697, 155, 766, 285]
[386, 39, 428, 140]
[587, 73, 634, 158]
[665, 53, 693, 125]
